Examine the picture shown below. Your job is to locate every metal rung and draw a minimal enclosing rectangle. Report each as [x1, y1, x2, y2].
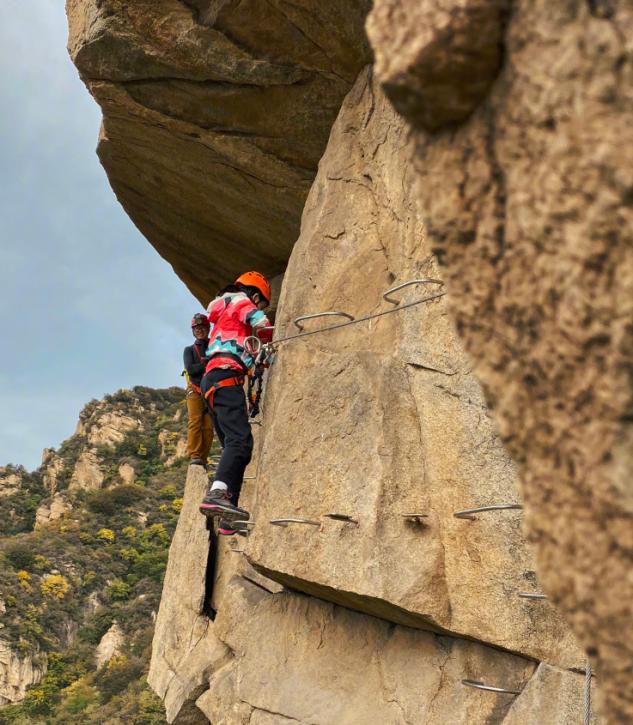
[453, 504, 523, 520]
[270, 518, 320, 527]
[383, 278, 444, 305]
[461, 679, 522, 696]
[234, 521, 256, 529]
[294, 311, 355, 331]
[402, 513, 429, 523]
[518, 592, 548, 600]
[228, 549, 245, 554]
[244, 476, 257, 480]
[250, 420, 262, 426]
[323, 513, 358, 524]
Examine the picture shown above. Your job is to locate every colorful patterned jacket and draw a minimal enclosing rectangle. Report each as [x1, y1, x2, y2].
[204, 291, 272, 374]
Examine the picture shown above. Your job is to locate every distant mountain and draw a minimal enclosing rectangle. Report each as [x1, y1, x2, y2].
[0, 386, 206, 725]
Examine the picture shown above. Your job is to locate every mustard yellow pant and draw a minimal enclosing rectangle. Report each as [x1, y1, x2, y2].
[186, 387, 213, 462]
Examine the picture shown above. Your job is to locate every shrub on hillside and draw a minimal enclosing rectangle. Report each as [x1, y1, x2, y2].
[87, 485, 145, 515]
[3, 542, 36, 571]
[40, 574, 70, 600]
[97, 655, 144, 703]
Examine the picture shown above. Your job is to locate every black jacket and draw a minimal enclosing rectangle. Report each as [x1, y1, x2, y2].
[183, 339, 209, 388]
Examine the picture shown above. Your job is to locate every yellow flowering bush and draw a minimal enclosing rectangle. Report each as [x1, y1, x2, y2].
[16, 570, 32, 592]
[40, 574, 70, 600]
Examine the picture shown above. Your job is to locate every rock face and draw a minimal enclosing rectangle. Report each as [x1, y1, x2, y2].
[95, 622, 125, 669]
[85, 409, 141, 448]
[0, 640, 45, 706]
[66, 0, 372, 300]
[69, 449, 105, 491]
[147, 71, 594, 725]
[158, 429, 188, 467]
[368, 0, 510, 131]
[367, 0, 633, 720]
[34, 492, 72, 529]
[41, 450, 65, 493]
[117, 462, 136, 485]
[248, 68, 581, 669]
[0, 469, 22, 498]
[66, 0, 632, 722]
[150, 467, 593, 724]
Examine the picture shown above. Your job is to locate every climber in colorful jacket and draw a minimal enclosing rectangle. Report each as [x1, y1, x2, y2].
[198, 271, 272, 529]
[183, 313, 214, 467]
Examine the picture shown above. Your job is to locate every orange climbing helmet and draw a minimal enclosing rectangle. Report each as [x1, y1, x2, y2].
[235, 271, 271, 305]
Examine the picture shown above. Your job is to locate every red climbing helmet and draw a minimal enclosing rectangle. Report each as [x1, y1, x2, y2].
[191, 313, 209, 328]
[235, 271, 271, 305]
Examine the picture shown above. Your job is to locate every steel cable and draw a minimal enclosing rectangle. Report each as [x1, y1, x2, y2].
[266, 291, 446, 349]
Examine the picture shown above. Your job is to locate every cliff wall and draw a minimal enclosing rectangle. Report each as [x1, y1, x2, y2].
[367, 1, 633, 720]
[65, 1, 633, 723]
[147, 72, 594, 724]
[66, 0, 371, 300]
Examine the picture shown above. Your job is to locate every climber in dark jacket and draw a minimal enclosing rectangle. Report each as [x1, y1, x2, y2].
[183, 313, 213, 466]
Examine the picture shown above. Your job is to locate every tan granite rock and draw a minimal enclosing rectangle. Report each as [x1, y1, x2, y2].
[247, 69, 582, 669]
[34, 493, 72, 529]
[198, 587, 537, 725]
[66, 0, 371, 300]
[69, 450, 104, 492]
[0, 639, 45, 706]
[148, 466, 232, 723]
[118, 462, 136, 485]
[95, 621, 125, 668]
[367, 0, 633, 719]
[0, 469, 22, 498]
[158, 429, 188, 467]
[150, 467, 551, 725]
[504, 662, 596, 725]
[41, 451, 65, 494]
[367, 0, 509, 131]
[86, 410, 141, 448]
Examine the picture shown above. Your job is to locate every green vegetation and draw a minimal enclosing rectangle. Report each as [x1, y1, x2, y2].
[0, 466, 46, 536]
[0, 386, 200, 724]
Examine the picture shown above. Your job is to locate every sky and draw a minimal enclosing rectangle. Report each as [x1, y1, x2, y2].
[0, 2, 202, 470]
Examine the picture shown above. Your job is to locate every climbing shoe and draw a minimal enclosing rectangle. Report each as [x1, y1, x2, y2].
[189, 457, 205, 466]
[199, 488, 249, 521]
[217, 519, 237, 536]
[217, 519, 249, 536]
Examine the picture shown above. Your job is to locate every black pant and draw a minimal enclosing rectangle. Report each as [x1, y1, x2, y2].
[201, 369, 253, 506]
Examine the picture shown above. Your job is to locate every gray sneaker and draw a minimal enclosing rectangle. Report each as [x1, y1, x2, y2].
[199, 488, 249, 521]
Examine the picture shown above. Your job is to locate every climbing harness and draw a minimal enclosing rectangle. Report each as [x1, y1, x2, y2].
[203, 375, 245, 410]
[247, 365, 265, 418]
[242, 338, 268, 418]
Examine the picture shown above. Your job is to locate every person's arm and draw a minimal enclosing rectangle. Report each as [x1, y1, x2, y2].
[183, 346, 206, 378]
[237, 300, 272, 342]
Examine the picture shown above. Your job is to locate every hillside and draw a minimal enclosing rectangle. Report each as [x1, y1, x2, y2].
[0, 386, 199, 724]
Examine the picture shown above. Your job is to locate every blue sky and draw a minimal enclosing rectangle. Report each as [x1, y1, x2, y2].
[0, 2, 202, 469]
